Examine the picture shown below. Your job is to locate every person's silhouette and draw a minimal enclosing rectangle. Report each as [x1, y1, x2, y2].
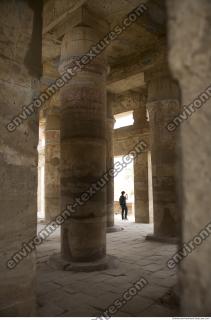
[119, 191, 128, 220]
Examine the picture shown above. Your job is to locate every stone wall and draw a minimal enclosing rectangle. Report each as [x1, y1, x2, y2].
[0, 0, 42, 315]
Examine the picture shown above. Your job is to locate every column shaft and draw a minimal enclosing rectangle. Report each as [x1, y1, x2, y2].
[134, 151, 149, 223]
[59, 25, 107, 262]
[133, 103, 149, 223]
[147, 74, 180, 238]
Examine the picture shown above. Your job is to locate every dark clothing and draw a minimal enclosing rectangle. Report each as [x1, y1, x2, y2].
[119, 195, 126, 206]
[119, 195, 128, 220]
[121, 205, 128, 220]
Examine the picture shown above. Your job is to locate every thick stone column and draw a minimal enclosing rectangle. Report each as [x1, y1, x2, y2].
[0, 0, 42, 315]
[58, 17, 108, 265]
[168, 0, 211, 315]
[146, 71, 181, 240]
[133, 103, 150, 223]
[44, 101, 60, 222]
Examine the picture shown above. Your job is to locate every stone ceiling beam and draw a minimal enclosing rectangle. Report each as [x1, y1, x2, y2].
[107, 72, 145, 93]
[43, 3, 108, 39]
[107, 46, 166, 92]
[43, 0, 87, 35]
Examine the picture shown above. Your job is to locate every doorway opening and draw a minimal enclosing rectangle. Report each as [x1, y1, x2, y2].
[37, 120, 45, 221]
[114, 155, 135, 221]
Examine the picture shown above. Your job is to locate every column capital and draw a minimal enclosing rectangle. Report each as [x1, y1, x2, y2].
[146, 67, 180, 103]
[144, 65, 172, 84]
[45, 4, 110, 41]
[59, 22, 108, 74]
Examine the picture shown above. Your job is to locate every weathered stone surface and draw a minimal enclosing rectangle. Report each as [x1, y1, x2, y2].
[134, 151, 149, 223]
[2, 0, 210, 315]
[59, 20, 107, 263]
[133, 101, 150, 223]
[36, 219, 178, 317]
[167, 0, 211, 315]
[146, 73, 181, 238]
[109, 91, 142, 115]
[0, 0, 42, 316]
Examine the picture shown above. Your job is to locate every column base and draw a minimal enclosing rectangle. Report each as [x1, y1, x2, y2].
[49, 254, 119, 272]
[106, 225, 124, 233]
[146, 233, 178, 244]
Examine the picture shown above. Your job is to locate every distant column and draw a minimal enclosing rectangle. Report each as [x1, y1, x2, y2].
[133, 101, 150, 223]
[146, 70, 181, 240]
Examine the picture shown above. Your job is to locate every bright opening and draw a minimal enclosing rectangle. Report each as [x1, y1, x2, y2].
[114, 111, 134, 129]
[114, 155, 135, 221]
[37, 123, 45, 220]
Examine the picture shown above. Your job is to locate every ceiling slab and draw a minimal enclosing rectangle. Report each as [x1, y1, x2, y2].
[107, 72, 145, 93]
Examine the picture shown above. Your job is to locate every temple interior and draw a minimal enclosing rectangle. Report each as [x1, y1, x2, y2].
[1, 0, 211, 317]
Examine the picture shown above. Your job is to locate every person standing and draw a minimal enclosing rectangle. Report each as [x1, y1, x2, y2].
[119, 191, 128, 220]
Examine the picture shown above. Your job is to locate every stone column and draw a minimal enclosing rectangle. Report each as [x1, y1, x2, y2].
[58, 14, 108, 266]
[44, 100, 60, 222]
[146, 71, 181, 240]
[106, 103, 115, 228]
[133, 102, 150, 223]
[167, 0, 211, 315]
[133, 102, 148, 129]
[134, 151, 149, 223]
[0, 0, 42, 315]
